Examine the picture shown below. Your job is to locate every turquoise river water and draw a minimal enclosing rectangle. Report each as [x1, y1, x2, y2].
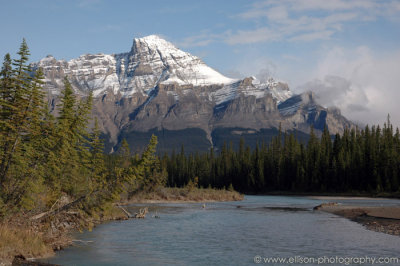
[41, 196, 400, 265]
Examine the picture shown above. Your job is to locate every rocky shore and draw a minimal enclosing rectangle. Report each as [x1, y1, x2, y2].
[315, 203, 400, 236]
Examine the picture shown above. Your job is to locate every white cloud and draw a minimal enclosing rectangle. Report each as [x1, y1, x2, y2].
[256, 66, 278, 82]
[282, 54, 300, 61]
[225, 28, 279, 45]
[223, 69, 245, 79]
[264, 6, 289, 21]
[289, 30, 334, 42]
[300, 47, 400, 127]
[179, 35, 214, 48]
[226, 0, 399, 45]
[180, 0, 399, 47]
[290, 0, 376, 11]
[177, 31, 224, 48]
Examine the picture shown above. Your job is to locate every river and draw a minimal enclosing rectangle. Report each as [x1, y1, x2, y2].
[43, 196, 400, 265]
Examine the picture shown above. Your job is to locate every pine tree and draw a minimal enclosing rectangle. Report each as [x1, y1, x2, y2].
[0, 41, 51, 210]
[0, 40, 34, 187]
[140, 135, 165, 191]
[306, 126, 320, 190]
[88, 118, 106, 191]
[0, 54, 14, 136]
[253, 143, 264, 191]
[0, 54, 14, 187]
[48, 78, 93, 196]
[320, 126, 332, 191]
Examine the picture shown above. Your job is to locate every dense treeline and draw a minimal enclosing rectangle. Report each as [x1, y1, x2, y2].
[0, 40, 165, 219]
[162, 121, 400, 194]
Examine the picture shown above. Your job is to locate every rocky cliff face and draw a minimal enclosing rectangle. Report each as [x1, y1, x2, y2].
[32, 35, 354, 153]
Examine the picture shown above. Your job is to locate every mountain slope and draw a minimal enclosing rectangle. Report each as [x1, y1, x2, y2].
[33, 35, 354, 153]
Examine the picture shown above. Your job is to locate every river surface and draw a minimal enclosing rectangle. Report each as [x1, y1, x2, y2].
[43, 196, 400, 265]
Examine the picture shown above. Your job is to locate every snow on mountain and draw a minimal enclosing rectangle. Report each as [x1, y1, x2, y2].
[36, 53, 119, 97]
[114, 35, 237, 96]
[133, 35, 235, 86]
[32, 35, 354, 152]
[34, 35, 237, 98]
[263, 78, 293, 103]
[210, 77, 293, 105]
[278, 91, 317, 116]
[33, 35, 293, 105]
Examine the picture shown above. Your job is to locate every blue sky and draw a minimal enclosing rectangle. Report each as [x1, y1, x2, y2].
[1, 0, 400, 126]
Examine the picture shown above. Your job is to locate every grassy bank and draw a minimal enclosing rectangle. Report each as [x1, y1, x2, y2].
[0, 186, 243, 265]
[128, 186, 244, 203]
[0, 223, 53, 265]
[0, 205, 128, 265]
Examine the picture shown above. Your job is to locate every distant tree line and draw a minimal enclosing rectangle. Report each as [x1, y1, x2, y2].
[161, 120, 400, 194]
[0, 40, 165, 219]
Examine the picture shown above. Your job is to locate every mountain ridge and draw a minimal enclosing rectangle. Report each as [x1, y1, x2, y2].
[32, 35, 354, 153]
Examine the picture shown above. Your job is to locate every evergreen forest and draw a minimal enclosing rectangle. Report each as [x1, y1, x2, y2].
[161, 119, 400, 194]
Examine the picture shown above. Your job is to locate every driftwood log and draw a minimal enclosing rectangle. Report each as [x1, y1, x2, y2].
[117, 206, 148, 219]
[30, 195, 87, 221]
[133, 207, 148, 219]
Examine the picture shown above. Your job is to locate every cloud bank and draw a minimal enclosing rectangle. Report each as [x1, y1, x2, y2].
[301, 47, 400, 126]
[181, 0, 400, 47]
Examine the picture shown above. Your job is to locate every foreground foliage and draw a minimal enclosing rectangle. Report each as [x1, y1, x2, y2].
[0, 40, 166, 220]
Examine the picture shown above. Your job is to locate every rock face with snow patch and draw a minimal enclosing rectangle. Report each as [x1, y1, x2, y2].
[33, 35, 354, 153]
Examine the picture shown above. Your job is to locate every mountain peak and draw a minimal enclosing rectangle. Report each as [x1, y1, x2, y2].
[128, 35, 236, 88]
[136, 34, 166, 43]
[132, 34, 178, 54]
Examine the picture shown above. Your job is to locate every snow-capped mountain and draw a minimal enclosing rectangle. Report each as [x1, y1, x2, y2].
[36, 35, 235, 96]
[33, 35, 353, 153]
[34, 35, 291, 103]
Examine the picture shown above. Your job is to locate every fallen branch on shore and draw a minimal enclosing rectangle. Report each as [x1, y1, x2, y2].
[117, 205, 133, 218]
[116, 206, 148, 219]
[30, 195, 87, 221]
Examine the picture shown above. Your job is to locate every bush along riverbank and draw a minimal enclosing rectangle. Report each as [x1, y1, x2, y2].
[127, 180, 243, 204]
[0, 202, 126, 265]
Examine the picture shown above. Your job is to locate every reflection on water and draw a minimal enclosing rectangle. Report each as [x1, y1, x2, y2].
[43, 196, 400, 266]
